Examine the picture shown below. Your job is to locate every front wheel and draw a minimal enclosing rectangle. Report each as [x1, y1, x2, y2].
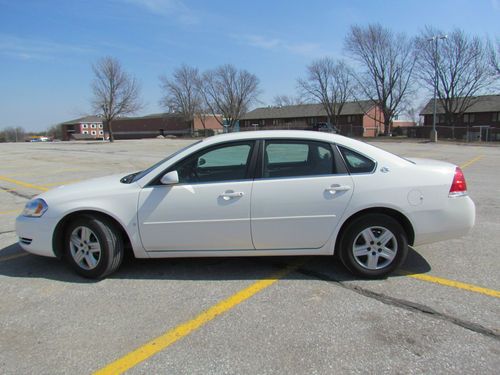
[64, 214, 124, 279]
[339, 214, 408, 278]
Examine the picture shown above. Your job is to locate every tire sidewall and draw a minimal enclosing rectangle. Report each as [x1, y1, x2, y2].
[63, 215, 119, 279]
[340, 214, 408, 278]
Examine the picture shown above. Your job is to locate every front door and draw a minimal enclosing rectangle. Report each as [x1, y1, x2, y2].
[138, 141, 256, 251]
[251, 139, 354, 250]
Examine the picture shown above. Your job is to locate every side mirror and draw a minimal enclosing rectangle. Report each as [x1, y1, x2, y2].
[160, 170, 179, 185]
[198, 157, 206, 166]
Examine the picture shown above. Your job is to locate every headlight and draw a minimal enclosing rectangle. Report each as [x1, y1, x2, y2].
[22, 199, 48, 217]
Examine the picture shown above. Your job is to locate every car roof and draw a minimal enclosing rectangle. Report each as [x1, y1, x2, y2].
[201, 130, 340, 145]
[200, 130, 375, 154]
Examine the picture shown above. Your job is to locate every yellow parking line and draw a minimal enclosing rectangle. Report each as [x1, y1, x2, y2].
[0, 209, 21, 215]
[8, 168, 86, 177]
[0, 175, 49, 192]
[400, 271, 500, 298]
[0, 253, 29, 262]
[460, 155, 483, 169]
[93, 262, 300, 375]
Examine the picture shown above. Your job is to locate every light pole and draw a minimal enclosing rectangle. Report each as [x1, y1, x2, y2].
[429, 35, 447, 142]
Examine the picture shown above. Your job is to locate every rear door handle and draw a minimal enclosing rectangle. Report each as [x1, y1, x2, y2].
[220, 191, 245, 200]
[325, 184, 351, 194]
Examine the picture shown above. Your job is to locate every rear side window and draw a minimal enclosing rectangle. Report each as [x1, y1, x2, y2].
[338, 146, 376, 174]
[263, 140, 336, 178]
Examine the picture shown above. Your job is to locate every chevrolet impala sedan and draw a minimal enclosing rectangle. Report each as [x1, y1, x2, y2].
[16, 131, 475, 279]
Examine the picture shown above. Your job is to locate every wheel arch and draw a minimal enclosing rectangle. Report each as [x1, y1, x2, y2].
[335, 207, 415, 253]
[52, 210, 134, 259]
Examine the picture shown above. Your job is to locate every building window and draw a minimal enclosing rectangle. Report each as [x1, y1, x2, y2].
[82, 130, 89, 134]
[91, 130, 96, 135]
[347, 115, 354, 123]
[492, 112, 500, 122]
[91, 124, 96, 128]
[463, 113, 475, 123]
[82, 124, 88, 128]
[438, 114, 445, 124]
[99, 130, 104, 135]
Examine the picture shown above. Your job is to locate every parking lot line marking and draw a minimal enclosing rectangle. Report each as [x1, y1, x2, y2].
[460, 155, 483, 169]
[0, 253, 29, 262]
[93, 262, 301, 375]
[0, 209, 21, 215]
[0, 175, 49, 192]
[401, 271, 500, 298]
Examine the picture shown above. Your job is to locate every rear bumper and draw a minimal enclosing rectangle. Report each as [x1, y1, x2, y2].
[412, 195, 475, 246]
[15, 215, 57, 257]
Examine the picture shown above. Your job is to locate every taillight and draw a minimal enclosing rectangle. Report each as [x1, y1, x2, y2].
[449, 167, 467, 197]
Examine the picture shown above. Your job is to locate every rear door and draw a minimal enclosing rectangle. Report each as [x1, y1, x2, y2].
[251, 139, 354, 250]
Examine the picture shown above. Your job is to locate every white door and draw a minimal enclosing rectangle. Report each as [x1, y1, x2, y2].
[251, 140, 354, 250]
[138, 141, 256, 251]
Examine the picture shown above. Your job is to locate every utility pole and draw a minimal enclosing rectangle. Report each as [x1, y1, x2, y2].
[429, 35, 447, 143]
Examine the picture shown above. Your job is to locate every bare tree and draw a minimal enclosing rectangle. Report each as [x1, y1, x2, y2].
[198, 64, 260, 131]
[160, 64, 201, 121]
[488, 38, 500, 76]
[272, 94, 305, 107]
[1, 126, 25, 142]
[46, 124, 62, 140]
[345, 24, 416, 135]
[298, 57, 354, 127]
[91, 56, 142, 142]
[415, 28, 494, 129]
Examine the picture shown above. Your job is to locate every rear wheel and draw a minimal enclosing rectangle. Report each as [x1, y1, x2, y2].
[339, 214, 408, 278]
[64, 214, 124, 279]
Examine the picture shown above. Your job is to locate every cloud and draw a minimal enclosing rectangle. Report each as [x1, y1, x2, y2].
[232, 34, 324, 57]
[0, 34, 94, 61]
[122, 0, 198, 24]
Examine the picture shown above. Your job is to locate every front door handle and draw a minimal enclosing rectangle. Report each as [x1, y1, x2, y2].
[220, 191, 245, 200]
[325, 184, 351, 195]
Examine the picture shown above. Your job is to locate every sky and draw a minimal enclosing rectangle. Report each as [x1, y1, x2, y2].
[1, 0, 499, 131]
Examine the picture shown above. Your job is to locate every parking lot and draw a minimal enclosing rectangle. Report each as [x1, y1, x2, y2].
[0, 138, 499, 374]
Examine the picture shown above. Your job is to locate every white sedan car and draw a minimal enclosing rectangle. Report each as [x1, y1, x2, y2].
[16, 131, 475, 279]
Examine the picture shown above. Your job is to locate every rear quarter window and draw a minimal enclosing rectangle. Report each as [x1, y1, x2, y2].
[338, 146, 376, 174]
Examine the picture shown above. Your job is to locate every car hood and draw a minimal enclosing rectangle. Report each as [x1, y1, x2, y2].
[36, 173, 137, 204]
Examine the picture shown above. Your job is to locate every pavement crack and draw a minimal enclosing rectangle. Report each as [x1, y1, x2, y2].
[293, 266, 500, 341]
[0, 186, 34, 199]
[0, 230, 15, 235]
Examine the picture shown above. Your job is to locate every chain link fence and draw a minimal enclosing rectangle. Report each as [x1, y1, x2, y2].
[401, 125, 500, 142]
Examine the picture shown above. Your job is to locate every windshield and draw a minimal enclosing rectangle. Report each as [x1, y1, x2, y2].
[122, 140, 202, 184]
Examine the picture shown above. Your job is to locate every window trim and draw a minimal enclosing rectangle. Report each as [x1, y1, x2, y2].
[147, 140, 259, 187]
[255, 138, 348, 181]
[336, 144, 377, 175]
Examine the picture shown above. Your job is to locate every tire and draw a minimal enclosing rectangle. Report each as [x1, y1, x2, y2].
[339, 213, 408, 278]
[63, 214, 124, 279]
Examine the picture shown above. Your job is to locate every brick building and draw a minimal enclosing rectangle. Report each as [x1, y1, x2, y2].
[419, 95, 500, 141]
[239, 100, 385, 137]
[60, 113, 222, 141]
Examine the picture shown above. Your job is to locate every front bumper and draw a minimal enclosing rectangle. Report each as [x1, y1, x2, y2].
[15, 215, 58, 257]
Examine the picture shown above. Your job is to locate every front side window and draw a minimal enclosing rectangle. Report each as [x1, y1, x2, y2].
[175, 142, 254, 184]
[338, 146, 376, 174]
[263, 140, 336, 178]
